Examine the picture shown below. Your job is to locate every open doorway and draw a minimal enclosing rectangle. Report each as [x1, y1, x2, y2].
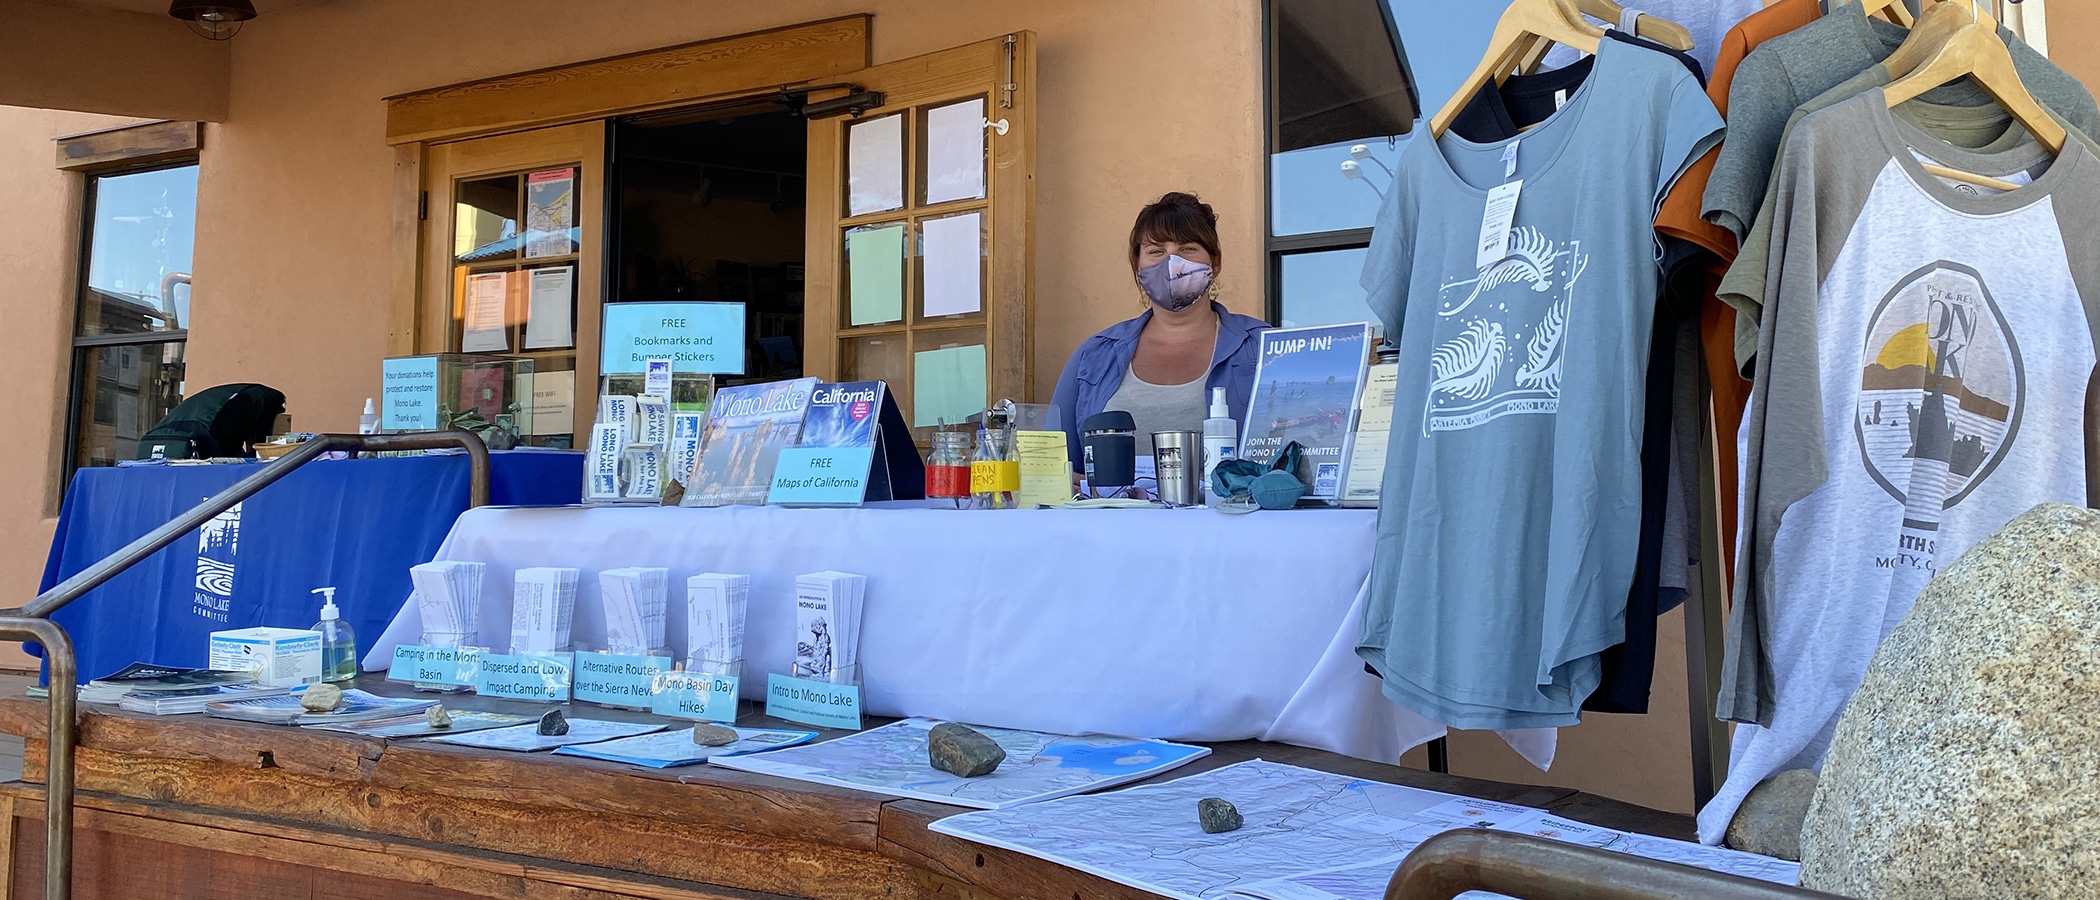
[609, 109, 808, 385]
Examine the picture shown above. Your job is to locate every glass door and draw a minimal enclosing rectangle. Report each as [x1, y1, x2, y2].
[804, 33, 1036, 439]
[420, 123, 606, 445]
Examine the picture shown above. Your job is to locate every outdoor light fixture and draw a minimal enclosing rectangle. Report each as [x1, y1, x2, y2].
[168, 0, 257, 41]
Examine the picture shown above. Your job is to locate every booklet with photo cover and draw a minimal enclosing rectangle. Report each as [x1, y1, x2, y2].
[1240, 323, 1375, 503]
[681, 377, 820, 507]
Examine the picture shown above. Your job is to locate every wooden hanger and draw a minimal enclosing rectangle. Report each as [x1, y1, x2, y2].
[1574, 0, 1696, 51]
[1884, 17, 2067, 154]
[1882, 0, 1971, 80]
[1429, 0, 1604, 137]
[1510, 0, 1693, 80]
[1860, 0, 1917, 27]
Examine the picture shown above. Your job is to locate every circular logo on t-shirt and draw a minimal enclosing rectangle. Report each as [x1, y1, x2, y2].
[1853, 261, 2024, 530]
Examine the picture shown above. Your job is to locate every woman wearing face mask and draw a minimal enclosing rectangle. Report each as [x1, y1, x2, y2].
[1050, 192, 1267, 472]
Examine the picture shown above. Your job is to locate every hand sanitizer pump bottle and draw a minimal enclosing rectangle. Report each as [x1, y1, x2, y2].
[1202, 387, 1236, 505]
[312, 587, 358, 683]
[358, 399, 379, 435]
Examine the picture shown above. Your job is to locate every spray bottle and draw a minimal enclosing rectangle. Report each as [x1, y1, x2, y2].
[359, 398, 379, 435]
[1202, 387, 1237, 505]
[311, 587, 358, 684]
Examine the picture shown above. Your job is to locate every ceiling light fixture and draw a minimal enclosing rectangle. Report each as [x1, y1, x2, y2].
[168, 0, 257, 41]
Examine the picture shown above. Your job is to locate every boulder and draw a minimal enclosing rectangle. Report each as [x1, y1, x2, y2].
[1724, 769, 1816, 861]
[1799, 504, 2100, 897]
[425, 705, 452, 729]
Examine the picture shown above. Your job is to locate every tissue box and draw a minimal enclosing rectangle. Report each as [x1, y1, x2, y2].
[209, 627, 323, 687]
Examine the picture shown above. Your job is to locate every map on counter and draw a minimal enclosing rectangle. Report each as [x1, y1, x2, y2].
[552, 727, 818, 769]
[423, 718, 664, 752]
[929, 760, 1800, 900]
[708, 717, 1211, 810]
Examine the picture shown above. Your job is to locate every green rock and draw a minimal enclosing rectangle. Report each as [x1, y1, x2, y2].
[1198, 798, 1242, 834]
[927, 723, 1005, 777]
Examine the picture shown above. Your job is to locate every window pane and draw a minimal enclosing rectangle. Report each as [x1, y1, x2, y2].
[80, 165, 198, 336]
[1274, 0, 1417, 153]
[1279, 247, 1379, 330]
[1269, 1, 1515, 236]
[1271, 138, 1403, 236]
[74, 341, 186, 469]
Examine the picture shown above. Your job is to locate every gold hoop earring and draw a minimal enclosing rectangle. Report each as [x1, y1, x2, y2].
[1206, 280, 1222, 302]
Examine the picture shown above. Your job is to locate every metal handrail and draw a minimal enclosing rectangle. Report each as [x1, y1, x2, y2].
[4, 430, 490, 900]
[1386, 830, 1844, 899]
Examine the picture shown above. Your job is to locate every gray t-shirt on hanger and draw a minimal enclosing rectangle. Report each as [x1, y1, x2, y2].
[1700, 1, 2098, 243]
[1356, 40, 1723, 730]
[1715, 65, 2100, 373]
[1704, 91, 2100, 843]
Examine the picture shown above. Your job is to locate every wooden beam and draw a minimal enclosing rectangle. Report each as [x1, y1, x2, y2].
[31, 746, 932, 900]
[2, 788, 783, 900]
[384, 16, 870, 145]
[53, 120, 201, 171]
[389, 143, 425, 357]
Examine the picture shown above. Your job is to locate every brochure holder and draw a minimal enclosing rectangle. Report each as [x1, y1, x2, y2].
[869, 390, 924, 501]
[572, 650, 675, 710]
[766, 664, 864, 731]
[392, 631, 480, 692]
[653, 658, 743, 723]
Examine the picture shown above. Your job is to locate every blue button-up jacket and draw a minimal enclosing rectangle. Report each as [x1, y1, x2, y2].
[1048, 302, 1270, 469]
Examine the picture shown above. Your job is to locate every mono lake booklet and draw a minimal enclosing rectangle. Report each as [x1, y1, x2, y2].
[682, 377, 819, 507]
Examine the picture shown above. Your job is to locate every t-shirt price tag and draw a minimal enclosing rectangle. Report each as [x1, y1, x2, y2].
[1477, 179, 1524, 269]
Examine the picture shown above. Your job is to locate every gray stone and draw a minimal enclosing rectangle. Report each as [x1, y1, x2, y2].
[927, 723, 1005, 777]
[1724, 769, 1816, 861]
[537, 708, 569, 736]
[1799, 504, 2100, 898]
[1197, 797, 1242, 834]
[691, 724, 738, 747]
[299, 683, 342, 712]
[425, 705, 452, 729]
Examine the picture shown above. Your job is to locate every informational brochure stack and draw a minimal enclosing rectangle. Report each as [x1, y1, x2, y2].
[686, 573, 749, 674]
[205, 689, 439, 726]
[599, 567, 669, 655]
[792, 571, 865, 682]
[511, 567, 579, 653]
[81, 664, 257, 705]
[410, 560, 484, 647]
[117, 681, 289, 715]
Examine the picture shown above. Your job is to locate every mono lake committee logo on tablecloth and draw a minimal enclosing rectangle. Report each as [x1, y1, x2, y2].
[192, 502, 242, 623]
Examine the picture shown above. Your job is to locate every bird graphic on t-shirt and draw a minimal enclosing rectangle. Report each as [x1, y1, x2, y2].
[1439, 226, 1561, 318]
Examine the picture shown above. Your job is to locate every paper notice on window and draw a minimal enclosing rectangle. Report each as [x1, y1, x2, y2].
[921, 213, 982, 318]
[462, 271, 510, 352]
[524, 266, 574, 349]
[847, 225, 906, 326]
[523, 370, 575, 436]
[847, 115, 904, 216]
[912, 344, 987, 428]
[925, 99, 987, 205]
[526, 168, 575, 259]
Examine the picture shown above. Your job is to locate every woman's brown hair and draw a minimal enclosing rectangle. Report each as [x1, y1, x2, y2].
[1127, 192, 1222, 270]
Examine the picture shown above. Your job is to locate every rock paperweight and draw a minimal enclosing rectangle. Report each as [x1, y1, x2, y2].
[1197, 797, 1242, 834]
[927, 722, 1005, 777]
[425, 705, 453, 729]
[691, 724, 738, 747]
[537, 708, 569, 736]
[299, 683, 343, 712]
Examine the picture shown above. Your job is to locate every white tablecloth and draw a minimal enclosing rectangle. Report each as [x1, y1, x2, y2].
[368, 503, 1555, 766]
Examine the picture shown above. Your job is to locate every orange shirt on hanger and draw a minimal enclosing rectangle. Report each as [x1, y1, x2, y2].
[1653, 0, 1822, 588]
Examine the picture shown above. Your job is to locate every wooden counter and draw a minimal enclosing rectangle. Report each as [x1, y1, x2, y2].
[0, 676, 1691, 900]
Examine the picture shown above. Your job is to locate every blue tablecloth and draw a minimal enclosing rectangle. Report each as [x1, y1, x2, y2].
[34, 450, 582, 683]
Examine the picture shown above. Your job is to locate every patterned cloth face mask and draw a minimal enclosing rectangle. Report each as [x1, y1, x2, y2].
[1136, 254, 1214, 312]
